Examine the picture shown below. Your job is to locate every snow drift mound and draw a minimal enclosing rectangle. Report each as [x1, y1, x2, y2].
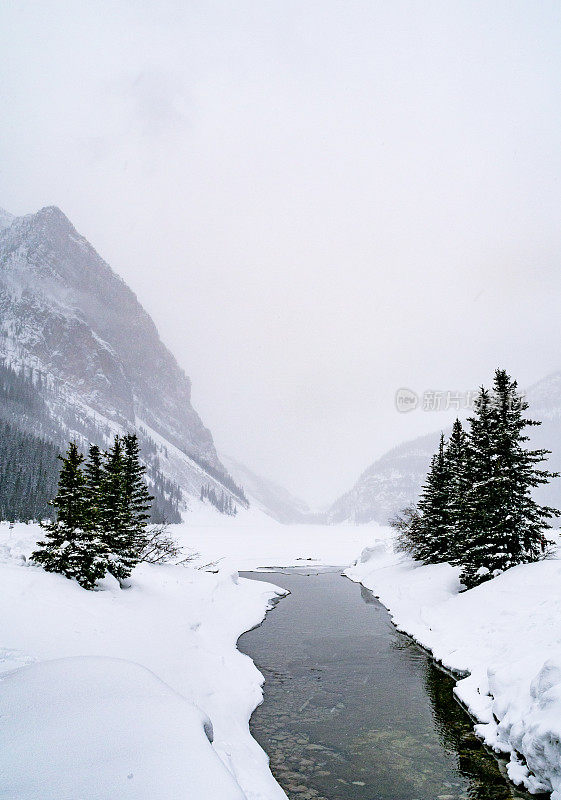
[0, 656, 246, 800]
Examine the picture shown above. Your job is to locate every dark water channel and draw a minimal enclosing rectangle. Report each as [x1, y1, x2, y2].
[238, 569, 535, 800]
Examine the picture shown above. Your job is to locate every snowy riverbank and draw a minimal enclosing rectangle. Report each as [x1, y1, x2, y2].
[0, 510, 378, 800]
[4, 511, 560, 799]
[346, 532, 561, 799]
[0, 521, 289, 800]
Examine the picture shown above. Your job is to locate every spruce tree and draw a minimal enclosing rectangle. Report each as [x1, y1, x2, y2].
[95, 434, 153, 582]
[489, 370, 557, 566]
[99, 435, 131, 582]
[32, 442, 107, 589]
[457, 387, 495, 582]
[121, 433, 153, 567]
[461, 371, 558, 587]
[445, 418, 471, 564]
[84, 444, 103, 530]
[416, 434, 451, 563]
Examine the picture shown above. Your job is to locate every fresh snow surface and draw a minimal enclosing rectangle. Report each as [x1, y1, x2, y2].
[6, 508, 559, 799]
[346, 530, 561, 799]
[180, 503, 378, 571]
[0, 520, 289, 800]
[0, 509, 377, 800]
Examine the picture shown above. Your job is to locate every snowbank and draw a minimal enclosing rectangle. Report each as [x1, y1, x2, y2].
[0, 657, 245, 800]
[0, 522, 288, 800]
[346, 531, 561, 798]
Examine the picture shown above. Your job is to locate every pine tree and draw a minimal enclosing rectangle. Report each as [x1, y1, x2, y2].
[459, 386, 498, 585]
[461, 371, 558, 587]
[99, 435, 131, 582]
[121, 433, 153, 568]
[32, 442, 107, 589]
[490, 370, 557, 564]
[416, 434, 452, 563]
[84, 444, 103, 530]
[444, 418, 471, 564]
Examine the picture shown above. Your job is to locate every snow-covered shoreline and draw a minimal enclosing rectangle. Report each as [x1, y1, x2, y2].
[4, 512, 560, 799]
[0, 511, 378, 800]
[345, 532, 561, 799]
[0, 521, 288, 800]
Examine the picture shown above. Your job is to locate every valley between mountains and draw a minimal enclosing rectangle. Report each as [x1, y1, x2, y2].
[2, 205, 561, 800]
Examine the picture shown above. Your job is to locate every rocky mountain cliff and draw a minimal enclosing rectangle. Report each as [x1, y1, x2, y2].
[328, 372, 561, 524]
[0, 205, 246, 512]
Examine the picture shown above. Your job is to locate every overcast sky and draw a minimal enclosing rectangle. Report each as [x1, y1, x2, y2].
[2, 1, 561, 506]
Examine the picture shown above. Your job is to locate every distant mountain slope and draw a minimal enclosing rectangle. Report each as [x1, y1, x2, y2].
[0, 209, 14, 231]
[328, 371, 561, 524]
[327, 431, 438, 524]
[0, 205, 246, 513]
[220, 453, 315, 524]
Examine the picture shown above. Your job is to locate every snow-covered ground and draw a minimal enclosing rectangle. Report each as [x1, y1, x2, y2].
[346, 532, 561, 799]
[177, 504, 377, 571]
[0, 519, 290, 800]
[0, 509, 376, 800]
[3, 508, 561, 799]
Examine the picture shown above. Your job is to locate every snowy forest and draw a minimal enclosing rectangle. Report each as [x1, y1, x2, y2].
[0, 420, 60, 521]
[0, 360, 182, 523]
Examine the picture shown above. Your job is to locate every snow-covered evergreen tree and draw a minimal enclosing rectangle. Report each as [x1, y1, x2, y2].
[84, 444, 103, 529]
[444, 418, 471, 564]
[121, 433, 153, 566]
[416, 434, 451, 563]
[32, 442, 107, 589]
[393, 371, 558, 585]
[459, 387, 496, 585]
[461, 371, 558, 587]
[95, 433, 154, 582]
[99, 435, 131, 582]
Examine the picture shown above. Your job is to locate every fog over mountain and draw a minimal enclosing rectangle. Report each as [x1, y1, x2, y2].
[329, 372, 561, 524]
[0, 204, 248, 513]
[220, 453, 315, 524]
[3, 2, 561, 505]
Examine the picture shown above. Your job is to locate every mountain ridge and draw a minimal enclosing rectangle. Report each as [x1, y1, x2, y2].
[0, 204, 247, 512]
[220, 452, 318, 524]
[328, 370, 561, 524]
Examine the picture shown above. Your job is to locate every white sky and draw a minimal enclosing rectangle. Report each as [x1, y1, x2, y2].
[2, 1, 561, 506]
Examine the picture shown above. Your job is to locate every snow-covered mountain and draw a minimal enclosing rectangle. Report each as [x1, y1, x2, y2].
[0, 209, 14, 231]
[327, 430, 439, 524]
[0, 205, 246, 512]
[220, 453, 317, 524]
[328, 371, 561, 524]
